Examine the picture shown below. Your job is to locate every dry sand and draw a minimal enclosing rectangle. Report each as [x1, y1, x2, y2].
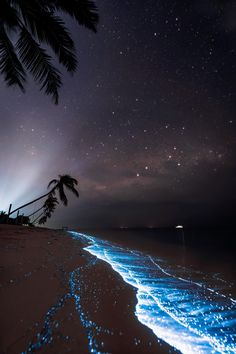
[0, 225, 174, 354]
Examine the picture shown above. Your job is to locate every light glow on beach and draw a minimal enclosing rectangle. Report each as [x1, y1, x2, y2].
[69, 231, 236, 354]
[22, 257, 111, 354]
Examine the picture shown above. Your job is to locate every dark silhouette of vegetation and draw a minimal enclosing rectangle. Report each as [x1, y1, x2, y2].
[0, 210, 30, 225]
[9, 175, 79, 225]
[48, 175, 79, 206]
[0, 211, 8, 223]
[27, 194, 58, 219]
[0, 0, 98, 103]
[32, 194, 59, 225]
[16, 214, 30, 225]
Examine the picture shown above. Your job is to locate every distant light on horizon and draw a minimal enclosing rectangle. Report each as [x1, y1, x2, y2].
[0, 147, 52, 214]
[175, 225, 184, 229]
[0, 168, 42, 212]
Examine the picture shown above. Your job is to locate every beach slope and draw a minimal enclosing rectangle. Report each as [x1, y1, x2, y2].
[0, 225, 172, 354]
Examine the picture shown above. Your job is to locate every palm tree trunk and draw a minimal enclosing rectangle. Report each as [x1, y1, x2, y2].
[32, 211, 45, 224]
[9, 189, 54, 216]
[27, 205, 44, 218]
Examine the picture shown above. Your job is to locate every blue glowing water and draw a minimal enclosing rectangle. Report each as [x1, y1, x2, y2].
[70, 231, 236, 354]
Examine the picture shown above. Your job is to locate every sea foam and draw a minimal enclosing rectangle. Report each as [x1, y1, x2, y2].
[69, 231, 236, 354]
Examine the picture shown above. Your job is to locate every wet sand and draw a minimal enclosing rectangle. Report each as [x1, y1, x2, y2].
[0, 225, 174, 354]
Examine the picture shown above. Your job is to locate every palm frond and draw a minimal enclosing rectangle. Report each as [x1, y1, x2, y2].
[0, 25, 26, 90]
[36, 194, 59, 224]
[17, 1, 77, 72]
[48, 179, 59, 189]
[65, 184, 79, 197]
[68, 177, 78, 185]
[38, 215, 47, 224]
[0, 0, 20, 29]
[17, 28, 62, 103]
[1, 0, 98, 102]
[59, 174, 78, 184]
[59, 184, 68, 206]
[43, 195, 58, 208]
[47, 0, 99, 32]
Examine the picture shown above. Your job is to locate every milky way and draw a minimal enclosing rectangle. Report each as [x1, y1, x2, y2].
[0, 0, 235, 227]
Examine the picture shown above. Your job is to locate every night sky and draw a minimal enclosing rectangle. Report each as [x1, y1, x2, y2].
[0, 0, 235, 228]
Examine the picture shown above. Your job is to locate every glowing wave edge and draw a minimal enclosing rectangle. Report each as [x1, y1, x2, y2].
[69, 232, 236, 354]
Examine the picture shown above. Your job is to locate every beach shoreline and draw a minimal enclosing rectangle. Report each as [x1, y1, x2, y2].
[0, 225, 173, 354]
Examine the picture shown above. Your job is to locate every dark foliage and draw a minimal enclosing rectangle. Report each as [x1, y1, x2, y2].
[0, 0, 98, 103]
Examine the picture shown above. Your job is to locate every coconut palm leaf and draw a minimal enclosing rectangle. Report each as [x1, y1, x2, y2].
[47, 0, 99, 32]
[0, 0, 19, 29]
[16, 1, 77, 72]
[63, 175, 78, 185]
[32, 194, 59, 224]
[11, 174, 79, 220]
[43, 195, 59, 213]
[47, 179, 58, 188]
[0, 0, 98, 102]
[17, 28, 62, 104]
[38, 215, 47, 224]
[65, 183, 79, 197]
[58, 175, 78, 185]
[0, 25, 26, 90]
[48, 174, 79, 205]
[58, 184, 68, 206]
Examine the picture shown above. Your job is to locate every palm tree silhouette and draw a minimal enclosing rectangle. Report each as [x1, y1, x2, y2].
[32, 194, 59, 225]
[0, 0, 98, 103]
[28, 193, 58, 219]
[48, 175, 79, 206]
[9, 174, 79, 216]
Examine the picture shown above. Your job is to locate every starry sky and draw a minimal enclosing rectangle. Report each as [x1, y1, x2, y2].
[0, 0, 235, 228]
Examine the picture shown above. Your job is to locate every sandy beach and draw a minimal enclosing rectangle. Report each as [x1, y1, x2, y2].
[0, 225, 173, 354]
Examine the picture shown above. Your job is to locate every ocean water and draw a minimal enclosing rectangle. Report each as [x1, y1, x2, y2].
[69, 230, 236, 354]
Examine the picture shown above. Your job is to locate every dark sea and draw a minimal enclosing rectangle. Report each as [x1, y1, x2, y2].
[70, 228, 236, 354]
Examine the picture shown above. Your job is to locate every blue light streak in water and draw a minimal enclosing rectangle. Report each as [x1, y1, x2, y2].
[69, 231, 236, 354]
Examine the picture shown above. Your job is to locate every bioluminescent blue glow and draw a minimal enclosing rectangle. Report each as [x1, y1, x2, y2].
[22, 256, 110, 354]
[69, 257, 114, 354]
[69, 231, 236, 354]
[21, 294, 71, 354]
